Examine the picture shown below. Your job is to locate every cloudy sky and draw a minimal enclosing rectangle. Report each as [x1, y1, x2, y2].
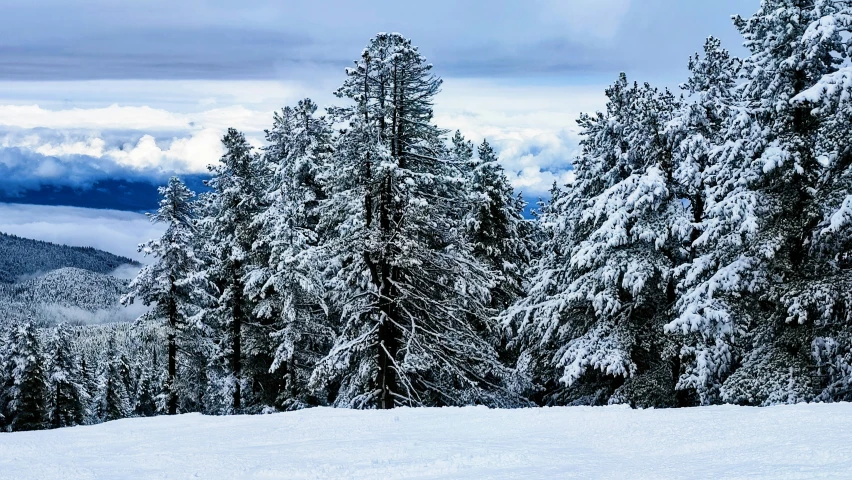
[0, 0, 757, 252]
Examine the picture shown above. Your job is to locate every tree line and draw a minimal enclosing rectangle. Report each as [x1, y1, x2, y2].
[0, 322, 163, 431]
[2, 1, 852, 431]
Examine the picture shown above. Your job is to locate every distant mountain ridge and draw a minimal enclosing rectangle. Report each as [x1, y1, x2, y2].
[0, 232, 138, 284]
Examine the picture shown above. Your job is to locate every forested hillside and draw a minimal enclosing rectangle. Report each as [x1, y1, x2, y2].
[3, 0, 852, 433]
[0, 268, 133, 327]
[0, 233, 136, 283]
[0, 268, 127, 311]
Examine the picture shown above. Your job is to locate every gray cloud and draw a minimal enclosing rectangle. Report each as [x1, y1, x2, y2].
[0, 0, 763, 207]
[0, 1, 757, 81]
[0, 147, 132, 192]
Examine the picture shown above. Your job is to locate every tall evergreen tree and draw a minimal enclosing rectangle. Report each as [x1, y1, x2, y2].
[668, 0, 852, 405]
[78, 355, 99, 423]
[465, 139, 531, 311]
[98, 336, 132, 422]
[450, 130, 475, 223]
[246, 98, 334, 409]
[505, 74, 683, 407]
[451, 130, 474, 165]
[0, 326, 9, 429]
[1, 322, 48, 431]
[790, 33, 852, 401]
[46, 323, 87, 428]
[663, 37, 743, 405]
[124, 177, 211, 414]
[201, 128, 266, 413]
[134, 363, 158, 417]
[312, 33, 519, 409]
[528, 181, 564, 251]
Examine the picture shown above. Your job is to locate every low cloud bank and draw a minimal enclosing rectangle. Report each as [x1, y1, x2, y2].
[0, 203, 164, 261]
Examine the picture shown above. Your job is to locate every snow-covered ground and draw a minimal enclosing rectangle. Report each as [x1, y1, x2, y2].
[1, 403, 851, 479]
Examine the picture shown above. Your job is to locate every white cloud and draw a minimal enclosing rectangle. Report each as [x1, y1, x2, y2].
[0, 104, 189, 131]
[0, 104, 273, 134]
[109, 129, 225, 172]
[109, 264, 144, 281]
[0, 78, 332, 183]
[0, 97, 293, 176]
[435, 79, 606, 197]
[34, 137, 106, 157]
[511, 167, 576, 198]
[0, 78, 610, 199]
[0, 129, 225, 175]
[0, 80, 310, 112]
[0, 203, 164, 261]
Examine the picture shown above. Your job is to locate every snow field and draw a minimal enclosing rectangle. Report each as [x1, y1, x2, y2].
[1, 403, 851, 479]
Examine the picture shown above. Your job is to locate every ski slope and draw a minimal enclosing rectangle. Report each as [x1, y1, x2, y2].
[1, 403, 851, 479]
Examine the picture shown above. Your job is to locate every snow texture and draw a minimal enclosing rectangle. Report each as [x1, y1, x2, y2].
[1, 403, 851, 479]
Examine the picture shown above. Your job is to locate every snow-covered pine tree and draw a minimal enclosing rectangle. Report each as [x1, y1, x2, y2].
[134, 363, 158, 417]
[78, 355, 98, 423]
[1, 322, 48, 431]
[663, 37, 743, 405]
[791, 37, 852, 401]
[177, 341, 209, 413]
[98, 336, 132, 422]
[312, 33, 519, 409]
[750, 0, 852, 403]
[524, 180, 562, 262]
[527, 181, 565, 253]
[668, 0, 852, 405]
[505, 74, 684, 407]
[245, 98, 334, 410]
[465, 139, 531, 311]
[451, 130, 474, 165]
[537, 182, 563, 219]
[0, 329, 8, 428]
[449, 130, 476, 224]
[46, 323, 87, 428]
[201, 128, 266, 413]
[123, 176, 212, 415]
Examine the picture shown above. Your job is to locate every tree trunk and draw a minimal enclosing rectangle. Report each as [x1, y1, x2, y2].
[689, 190, 705, 260]
[377, 278, 398, 409]
[167, 332, 177, 415]
[287, 350, 296, 400]
[53, 385, 60, 428]
[376, 174, 399, 410]
[167, 283, 178, 415]
[232, 269, 243, 413]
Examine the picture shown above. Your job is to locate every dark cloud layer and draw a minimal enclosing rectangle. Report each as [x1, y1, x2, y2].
[0, 176, 210, 212]
[0, 142, 210, 208]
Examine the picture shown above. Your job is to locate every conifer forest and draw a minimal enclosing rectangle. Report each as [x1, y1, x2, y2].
[3, 0, 852, 433]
